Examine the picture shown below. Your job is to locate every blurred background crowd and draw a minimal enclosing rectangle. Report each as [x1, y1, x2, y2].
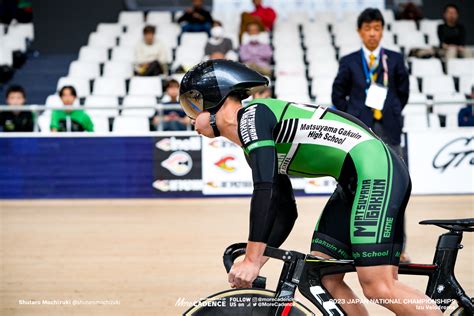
[0, 0, 473, 134]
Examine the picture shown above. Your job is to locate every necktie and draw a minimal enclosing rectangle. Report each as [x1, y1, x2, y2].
[369, 53, 383, 120]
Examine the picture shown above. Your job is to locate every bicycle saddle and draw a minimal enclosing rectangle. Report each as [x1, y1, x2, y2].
[420, 218, 474, 231]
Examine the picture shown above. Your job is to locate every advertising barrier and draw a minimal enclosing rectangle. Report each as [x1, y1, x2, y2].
[201, 137, 324, 195]
[407, 129, 474, 194]
[0, 134, 205, 199]
[153, 135, 203, 194]
[0, 128, 472, 198]
[202, 137, 253, 195]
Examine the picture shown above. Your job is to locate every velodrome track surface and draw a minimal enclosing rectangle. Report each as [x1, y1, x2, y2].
[1, 196, 472, 315]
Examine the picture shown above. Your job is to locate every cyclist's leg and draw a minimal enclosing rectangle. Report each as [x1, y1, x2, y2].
[311, 184, 368, 316]
[357, 265, 442, 315]
[311, 250, 369, 316]
[350, 145, 441, 315]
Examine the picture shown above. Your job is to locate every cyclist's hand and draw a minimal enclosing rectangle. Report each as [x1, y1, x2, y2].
[228, 259, 260, 288]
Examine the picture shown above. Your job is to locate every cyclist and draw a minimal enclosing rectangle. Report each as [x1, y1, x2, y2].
[179, 59, 441, 315]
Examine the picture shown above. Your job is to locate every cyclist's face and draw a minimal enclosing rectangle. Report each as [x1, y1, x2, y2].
[358, 21, 383, 51]
[194, 111, 215, 138]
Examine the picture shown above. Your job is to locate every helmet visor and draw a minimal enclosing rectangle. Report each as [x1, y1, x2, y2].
[180, 90, 204, 119]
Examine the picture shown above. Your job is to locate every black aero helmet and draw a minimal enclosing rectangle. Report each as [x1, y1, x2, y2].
[179, 59, 269, 119]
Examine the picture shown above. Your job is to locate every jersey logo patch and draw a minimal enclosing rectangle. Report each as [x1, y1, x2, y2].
[292, 119, 371, 152]
[240, 104, 259, 144]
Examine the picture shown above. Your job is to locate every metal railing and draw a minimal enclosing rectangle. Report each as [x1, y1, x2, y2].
[0, 100, 472, 133]
[0, 103, 192, 132]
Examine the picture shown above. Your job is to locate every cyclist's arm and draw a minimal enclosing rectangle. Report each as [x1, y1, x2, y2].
[238, 104, 279, 252]
[266, 174, 298, 248]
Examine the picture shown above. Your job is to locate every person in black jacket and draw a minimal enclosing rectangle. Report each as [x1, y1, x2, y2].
[332, 8, 409, 157]
[437, 3, 472, 59]
[178, 0, 213, 35]
[0, 85, 34, 132]
[332, 8, 411, 264]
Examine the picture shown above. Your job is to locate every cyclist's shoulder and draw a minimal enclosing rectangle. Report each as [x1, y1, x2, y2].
[244, 98, 292, 120]
[247, 98, 289, 110]
[240, 98, 284, 120]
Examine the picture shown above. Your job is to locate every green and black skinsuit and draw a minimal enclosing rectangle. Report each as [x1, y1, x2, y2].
[238, 98, 411, 266]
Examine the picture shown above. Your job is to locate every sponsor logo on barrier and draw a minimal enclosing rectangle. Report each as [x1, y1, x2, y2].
[304, 177, 337, 194]
[220, 181, 252, 189]
[208, 139, 239, 149]
[205, 181, 253, 189]
[161, 151, 193, 176]
[206, 182, 219, 188]
[152, 179, 202, 192]
[156, 137, 201, 152]
[432, 137, 473, 172]
[214, 156, 237, 172]
[307, 179, 332, 187]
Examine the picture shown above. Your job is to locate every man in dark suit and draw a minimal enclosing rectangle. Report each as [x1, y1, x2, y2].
[332, 8, 409, 156]
[332, 8, 411, 264]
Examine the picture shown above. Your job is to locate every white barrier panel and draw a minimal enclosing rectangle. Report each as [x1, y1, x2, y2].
[202, 137, 253, 195]
[202, 137, 334, 195]
[408, 129, 474, 194]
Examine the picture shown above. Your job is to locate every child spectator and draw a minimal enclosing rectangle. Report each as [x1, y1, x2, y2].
[178, 0, 213, 35]
[152, 79, 189, 131]
[50, 86, 93, 132]
[134, 25, 169, 76]
[239, 22, 272, 76]
[0, 85, 34, 132]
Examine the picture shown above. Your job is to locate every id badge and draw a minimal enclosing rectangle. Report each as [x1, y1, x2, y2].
[365, 83, 388, 110]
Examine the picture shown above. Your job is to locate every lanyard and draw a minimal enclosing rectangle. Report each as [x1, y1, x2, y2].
[360, 48, 388, 87]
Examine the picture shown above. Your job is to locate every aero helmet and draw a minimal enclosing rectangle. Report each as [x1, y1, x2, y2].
[179, 59, 269, 120]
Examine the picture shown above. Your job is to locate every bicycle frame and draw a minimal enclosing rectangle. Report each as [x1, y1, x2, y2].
[224, 225, 473, 315]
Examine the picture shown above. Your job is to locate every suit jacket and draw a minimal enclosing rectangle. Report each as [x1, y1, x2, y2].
[331, 48, 409, 145]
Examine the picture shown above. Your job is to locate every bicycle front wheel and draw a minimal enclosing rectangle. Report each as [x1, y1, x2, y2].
[183, 288, 313, 315]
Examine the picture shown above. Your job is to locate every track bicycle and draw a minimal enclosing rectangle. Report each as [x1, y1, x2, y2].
[184, 218, 473, 315]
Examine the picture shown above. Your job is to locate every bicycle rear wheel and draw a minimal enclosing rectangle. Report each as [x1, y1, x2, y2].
[184, 288, 313, 315]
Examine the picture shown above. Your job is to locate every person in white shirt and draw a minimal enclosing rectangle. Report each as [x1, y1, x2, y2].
[134, 25, 169, 76]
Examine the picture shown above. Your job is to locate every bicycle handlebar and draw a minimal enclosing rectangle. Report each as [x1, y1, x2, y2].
[223, 243, 307, 289]
[223, 243, 267, 289]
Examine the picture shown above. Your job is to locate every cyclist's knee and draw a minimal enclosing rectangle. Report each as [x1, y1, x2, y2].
[360, 281, 393, 301]
[357, 266, 397, 300]
[322, 273, 345, 293]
